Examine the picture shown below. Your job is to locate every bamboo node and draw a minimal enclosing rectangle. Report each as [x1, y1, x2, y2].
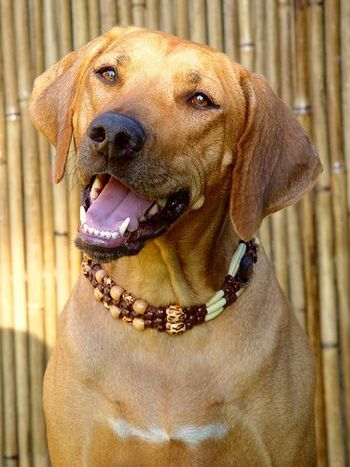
[293, 105, 311, 115]
[54, 231, 69, 237]
[5, 111, 20, 121]
[331, 161, 346, 174]
[239, 42, 255, 50]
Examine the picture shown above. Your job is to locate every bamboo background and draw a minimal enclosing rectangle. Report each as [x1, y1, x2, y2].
[0, 0, 349, 465]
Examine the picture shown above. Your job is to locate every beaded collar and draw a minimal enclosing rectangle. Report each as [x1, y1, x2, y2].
[82, 238, 258, 335]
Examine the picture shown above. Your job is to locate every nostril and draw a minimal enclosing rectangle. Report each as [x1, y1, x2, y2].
[114, 132, 132, 153]
[88, 126, 106, 145]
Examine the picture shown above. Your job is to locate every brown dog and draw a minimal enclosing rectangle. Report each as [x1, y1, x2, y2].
[30, 28, 322, 466]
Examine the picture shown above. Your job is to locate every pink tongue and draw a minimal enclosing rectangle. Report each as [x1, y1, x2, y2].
[86, 177, 153, 231]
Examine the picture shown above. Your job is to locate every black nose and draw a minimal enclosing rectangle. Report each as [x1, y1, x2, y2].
[87, 112, 146, 159]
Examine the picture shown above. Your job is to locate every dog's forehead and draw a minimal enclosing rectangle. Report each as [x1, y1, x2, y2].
[97, 31, 228, 80]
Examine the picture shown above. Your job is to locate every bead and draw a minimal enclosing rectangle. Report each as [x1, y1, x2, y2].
[97, 284, 104, 293]
[110, 285, 124, 301]
[121, 292, 135, 308]
[95, 269, 106, 283]
[91, 278, 98, 287]
[144, 311, 154, 320]
[132, 317, 145, 331]
[156, 307, 166, 318]
[122, 316, 133, 324]
[133, 299, 148, 315]
[239, 254, 254, 283]
[166, 305, 185, 324]
[197, 305, 207, 316]
[94, 287, 104, 301]
[154, 317, 163, 326]
[166, 322, 186, 334]
[92, 264, 102, 272]
[110, 305, 121, 319]
[103, 276, 113, 287]
[144, 319, 153, 328]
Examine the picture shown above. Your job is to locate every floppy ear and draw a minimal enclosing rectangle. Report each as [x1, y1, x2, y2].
[230, 71, 322, 240]
[29, 27, 137, 183]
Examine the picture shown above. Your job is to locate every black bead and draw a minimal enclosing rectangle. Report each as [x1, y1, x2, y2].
[238, 254, 254, 283]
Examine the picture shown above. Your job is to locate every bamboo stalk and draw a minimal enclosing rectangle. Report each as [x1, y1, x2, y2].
[1, 1, 30, 466]
[44, 0, 72, 316]
[132, 0, 145, 27]
[118, 0, 132, 26]
[146, 0, 159, 29]
[99, 0, 118, 31]
[207, 0, 223, 50]
[189, 0, 206, 44]
[69, 0, 89, 290]
[223, 0, 239, 60]
[341, 0, 350, 220]
[31, 0, 58, 361]
[324, 0, 350, 460]
[88, 0, 100, 39]
[237, 0, 253, 70]
[0, 24, 18, 467]
[251, 0, 264, 73]
[14, 0, 49, 464]
[308, 1, 334, 464]
[160, 0, 174, 34]
[175, 0, 188, 39]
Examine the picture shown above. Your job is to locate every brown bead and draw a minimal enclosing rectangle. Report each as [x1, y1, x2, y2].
[121, 292, 135, 309]
[110, 305, 122, 319]
[93, 287, 104, 301]
[92, 264, 102, 272]
[97, 284, 104, 293]
[154, 317, 163, 326]
[132, 317, 145, 331]
[133, 299, 148, 315]
[156, 307, 166, 317]
[144, 319, 153, 328]
[144, 311, 154, 320]
[91, 278, 98, 287]
[197, 305, 207, 316]
[110, 285, 124, 301]
[95, 269, 107, 283]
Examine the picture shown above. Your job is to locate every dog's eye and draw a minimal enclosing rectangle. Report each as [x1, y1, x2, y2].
[188, 93, 214, 109]
[95, 66, 117, 83]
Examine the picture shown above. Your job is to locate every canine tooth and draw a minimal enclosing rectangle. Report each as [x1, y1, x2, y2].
[90, 188, 99, 201]
[148, 204, 159, 216]
[139, 214, 146, 222]
[80, 206, 87, 224]
[158, 199, 167, 207]
[92, 177, 103, 190]
[119, 217, 130, 236]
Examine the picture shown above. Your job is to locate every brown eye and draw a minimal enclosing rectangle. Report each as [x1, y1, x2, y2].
[95, 66, 117, 83]
[189, 93, 213, 109]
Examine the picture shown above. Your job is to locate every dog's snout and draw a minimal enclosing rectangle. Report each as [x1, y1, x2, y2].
[87, 112, 146, 159]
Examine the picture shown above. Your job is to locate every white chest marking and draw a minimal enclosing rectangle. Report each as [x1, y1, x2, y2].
[109, 418, 229, 445]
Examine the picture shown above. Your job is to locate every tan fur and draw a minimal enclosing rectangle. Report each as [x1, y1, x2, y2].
[30, 28, 322, 466]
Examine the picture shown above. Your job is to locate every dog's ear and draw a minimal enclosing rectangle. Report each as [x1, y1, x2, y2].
[29, 28, 136, 183]
[230, 70, 322, 240]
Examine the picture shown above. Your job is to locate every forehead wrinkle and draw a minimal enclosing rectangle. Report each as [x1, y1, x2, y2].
[188, 71, 202, 85]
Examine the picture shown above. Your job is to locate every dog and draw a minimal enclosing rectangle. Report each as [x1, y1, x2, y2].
[30, 27, 322, 466]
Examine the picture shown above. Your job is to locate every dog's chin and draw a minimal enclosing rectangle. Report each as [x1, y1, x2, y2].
[75, 174, 190, 263]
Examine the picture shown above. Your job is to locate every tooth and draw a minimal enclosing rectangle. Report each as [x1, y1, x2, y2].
[80, 206, 87, 224]
[92, 177, 103, 190]
[111, 232, 118, 239]
[88, 227, 94, 234]
[158, 199, 166, 207]
[100, 231, 107, 238]
[93, 228, 100, 236]
[119, 217, 130, 236]
[90, 188, 99, 201]
[139, 214, 146, 222]
[148, 204, 159, 216]
[83, 224, 89, 233]
[106, 232, 112, 239]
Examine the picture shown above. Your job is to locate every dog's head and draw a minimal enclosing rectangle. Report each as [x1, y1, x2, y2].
[30, 27, 322, 262]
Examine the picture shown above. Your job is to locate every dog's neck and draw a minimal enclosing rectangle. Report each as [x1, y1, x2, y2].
[104, 203, 237, 307]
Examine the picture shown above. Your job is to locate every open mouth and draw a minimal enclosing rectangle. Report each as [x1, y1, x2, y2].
[75, 174, 189, 261]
